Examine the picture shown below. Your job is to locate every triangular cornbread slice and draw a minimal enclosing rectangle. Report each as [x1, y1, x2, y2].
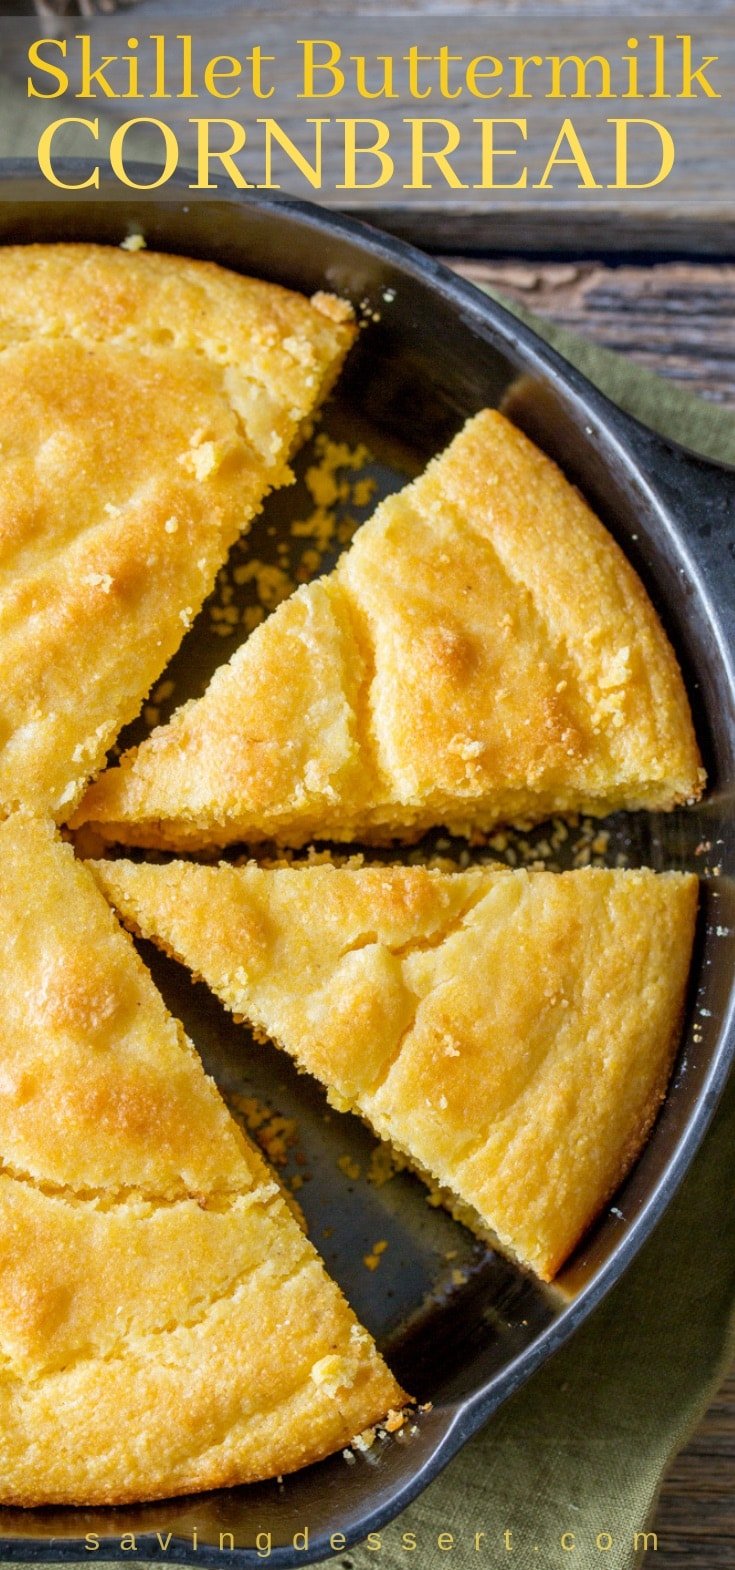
[0, 818, 401, 1506]
[91, 857, 698, 1282]
[75, 409, 703, 849]
[0, 243, 353, 820]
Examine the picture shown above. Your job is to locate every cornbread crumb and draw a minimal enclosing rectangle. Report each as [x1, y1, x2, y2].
[367, 1143, 403, 1188]
[82, 571, 113, 593]
[243, 605, 265, 633]
[310, 1353, 351, 1395]
[337, 1153, 361, 1182]
[327, 1087, 352, 1114]
[120, 232, 146, 251]
[311, 290, 354, 324]
[363, 1240, 388, 1272]
[228, 1092, 299, 1168]
[233, 561, 294, 610]
[382, 1408, 406, 1434]
[179, 439, 222, 481]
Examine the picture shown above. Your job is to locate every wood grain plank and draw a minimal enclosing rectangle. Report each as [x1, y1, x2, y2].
[447, 258, 735, 406]
[656, 1368, 735, 1565]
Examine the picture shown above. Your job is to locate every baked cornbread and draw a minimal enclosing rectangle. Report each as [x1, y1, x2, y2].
[0, 817, 402, 1506]
[91, 857, 698, 1281]
[74, 409, 704, 849]
[0, 243, 354, 820]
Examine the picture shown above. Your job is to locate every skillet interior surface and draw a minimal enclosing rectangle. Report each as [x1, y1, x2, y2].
[0, 165, 732, 1566]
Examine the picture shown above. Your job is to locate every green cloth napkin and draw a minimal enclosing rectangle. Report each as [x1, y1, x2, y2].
[339, 299, 735, 1570]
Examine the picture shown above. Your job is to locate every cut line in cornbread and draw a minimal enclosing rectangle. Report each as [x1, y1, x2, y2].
[74, 409, 704, 849]
[0, 243, 354, 820]
[90, 856, 698, 1282]
[0, 817, 401, 1506]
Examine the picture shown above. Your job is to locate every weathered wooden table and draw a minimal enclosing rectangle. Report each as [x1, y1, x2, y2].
[446, 255, 735, 1568]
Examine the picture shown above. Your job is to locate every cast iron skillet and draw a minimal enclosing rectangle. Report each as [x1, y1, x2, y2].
[0, 161, 734, 1567]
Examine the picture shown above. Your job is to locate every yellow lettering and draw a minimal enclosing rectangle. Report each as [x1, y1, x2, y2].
[37, 118, 99, 187]
[248, 48, 275, 100]
[510, 56, 543, 99]
[404, 47, 433, 100]
[608, 118, 675, 188]
[678, 33, 720, 97]
[547, 55, 615, 98]
[109, 119, 178, 187]
[534, 117, 601, 188]
[27, 38, 68, 98]
[300, 40, 344, 98]
[352, 55, 397, 99]
[191, 118, 249, 189]
[337, 118, 393, 189]
[474, 118, 527, 187]
[258, 118, 325, 189]
[438, 47, 463, 100]
[203, 56, 241, 100]
[77, 34, 120, 98]
[404, 117, 467, 189]
[466, 56, 503, 99]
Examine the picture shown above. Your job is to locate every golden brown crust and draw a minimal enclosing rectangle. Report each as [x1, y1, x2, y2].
[0, 816, 401, 1505]
[0, 243, 354, 821]
[90, 857, 698, 1281]
[74, 411, 704, 849]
